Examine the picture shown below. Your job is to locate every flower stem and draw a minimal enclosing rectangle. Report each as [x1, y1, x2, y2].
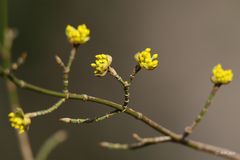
[63, 46, 78, 95]
[183, 84, 221, 138]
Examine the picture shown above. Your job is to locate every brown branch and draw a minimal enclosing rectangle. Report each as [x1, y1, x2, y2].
[62, 46, 78, 96]
[183, 84, 221, 138]
[60, 65, 141, 124]
[101, 134, 240, 160]
[11, 52, 27, 71]
[100, 134, 171, 150]
[0, 68, 240, 160]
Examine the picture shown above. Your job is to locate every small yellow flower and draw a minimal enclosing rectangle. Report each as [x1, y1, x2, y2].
[8, 108, 31, 134]
[65, 24, 90, 45]
[134, 48, 158, 70]
[211, 64, 233, 85]
[91, 54, 112, 76]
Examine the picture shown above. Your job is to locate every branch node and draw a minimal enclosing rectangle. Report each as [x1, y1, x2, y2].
[11, 52, 27, 71]
[19, 80, 25, 88]
[55, 55, 65, 68]
[132, 133, 142, 141]
[64, 92, 70, 99]
[82, 94, 88, 101]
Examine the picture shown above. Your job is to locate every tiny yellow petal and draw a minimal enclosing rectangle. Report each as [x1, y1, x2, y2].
[91, 63, 96, 67]
[8, 112, 15, 117]
[152, 54, 158, 59]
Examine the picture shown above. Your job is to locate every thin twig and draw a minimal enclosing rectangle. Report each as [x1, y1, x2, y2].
[63, 46, 78, 95]
[100, 134, 171, 150]
[129, 65, 141, 83]
[60, 109, 122, 124]
[35, 130, 68, 160]
[77, 65, 140, 124]
[55, 55, 65, 68]
[108, 66, 125, 86]
[183, 84, 221, 138]
[26, 98, 66, 118]
[62, 66, 131, 124]
[100, 134, 240, 160]
[11, 52, 27, 71]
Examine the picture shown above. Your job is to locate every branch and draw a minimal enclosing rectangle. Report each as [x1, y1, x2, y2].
[1, 68, 240, 160]
[183, 84, 221, 138]
[35, 130, 68, 160]
[61, 65, 141, 124]
[60, 109, 121, 124]
[11, 52, 27, 71]
[101, 134, 239, 160]
[100, 133, 171, 150]
[62, 46, 78, 95]
[26, 98, 66, 118]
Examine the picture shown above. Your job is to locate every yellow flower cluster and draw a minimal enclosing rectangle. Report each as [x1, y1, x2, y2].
[134, 48, 158, 70]
[211, 64, 233, 85]
[8, 111, 31, 134]
[91, 54, 112, 76]
[65, 24, 90, 45]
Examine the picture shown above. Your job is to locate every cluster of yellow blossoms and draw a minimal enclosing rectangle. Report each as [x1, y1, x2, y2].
[91, 48, 159, 76]
[8, 110, 31, 134]
[134, 48, 158, 70]
[91, 54, 112, 76]
[65, 24, 90, 45]
[211, 64, 233, 85]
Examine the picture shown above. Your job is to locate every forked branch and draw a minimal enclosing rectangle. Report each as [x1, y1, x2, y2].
[0, 67, 239, 160]
[0, 23, 237, 160]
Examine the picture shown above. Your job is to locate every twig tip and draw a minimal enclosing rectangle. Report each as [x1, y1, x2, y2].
[59, 118, 70, 123]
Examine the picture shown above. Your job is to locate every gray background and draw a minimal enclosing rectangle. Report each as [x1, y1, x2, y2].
[1, 0, 240, 159]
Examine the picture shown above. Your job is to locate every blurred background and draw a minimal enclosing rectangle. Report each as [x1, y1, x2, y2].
[1, 0, 240, 159]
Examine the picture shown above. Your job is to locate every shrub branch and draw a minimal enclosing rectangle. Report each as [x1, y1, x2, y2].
[0, 67, 240, 160]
